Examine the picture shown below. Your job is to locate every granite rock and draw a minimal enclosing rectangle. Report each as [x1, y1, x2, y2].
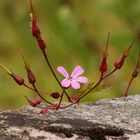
[0, 95, 140, 140]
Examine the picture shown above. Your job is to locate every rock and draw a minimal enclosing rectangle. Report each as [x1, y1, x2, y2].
[0, 95, 140, 140]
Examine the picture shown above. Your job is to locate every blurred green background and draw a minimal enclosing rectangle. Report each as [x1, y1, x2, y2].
[0, 0, 140, 109]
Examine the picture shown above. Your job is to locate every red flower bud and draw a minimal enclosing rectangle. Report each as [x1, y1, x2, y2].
[25, 95, 41, 107]
[11, 73, 24, 85]
[99, 32, 110, 73]
[50, 92, 60, 99]
[27, 68, 36, 84]
[29, 0, 40, 38]
[100, 56, 107, 73]
[0, 64, 24, 85]
[132, 70, 138, 78]
[114, 55, 126, 69]
[114, 39, 135, 70]
[37, 38, 46, 50]
[31, 19, 40, 38]
[25, 63, 36, 84]
[29, 0, 46, 50]
[19, 50, 36, 84]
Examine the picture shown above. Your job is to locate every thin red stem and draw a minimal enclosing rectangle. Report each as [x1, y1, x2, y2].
[41, 49, 71, 101]
[124, 77, 134, 97]
[103, 68, 117, 79]
[79, 68, 117, 101]
[29, 0, 70, 102]
[32, 84, 53, 105]
[59, 101, 77, 109]
[56, 89, 65, 109]
[60, 68, 118, 109]
[23, 83, 35, 91]
[125, 48, 140, 97]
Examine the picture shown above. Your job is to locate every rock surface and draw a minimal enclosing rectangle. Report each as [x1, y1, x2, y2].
[0, 95, 140, 140]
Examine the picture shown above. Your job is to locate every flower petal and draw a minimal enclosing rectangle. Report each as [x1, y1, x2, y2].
[74, 76, 88, 83]
[71, 66, 84, 78]
[61, 79, 71, 88]
[57, 66, 69, 78]
[71, 81, 80, 89]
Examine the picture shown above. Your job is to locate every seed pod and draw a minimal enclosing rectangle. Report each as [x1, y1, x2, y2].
[25, 95, 41, 107]
[11, 73, 24, 85]
[29, 0, 40, 38]
[20, 52, 36, 84]
[100, 56, 107, 73]
[114, 55, 126, 69]
[24, 62, 36, 84]
[114, 39, 135, 70]
[27, 68, 36, 84]
[0, 64, 24, 86]
[31, 19, 40, 38]
[37, 38, 46, 50]
[99, 32, 110, 73]
[132, 70, 138, 78]
[50, 92, 60, 99]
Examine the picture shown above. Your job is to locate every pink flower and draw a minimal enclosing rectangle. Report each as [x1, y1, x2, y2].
[57, 66, 88, 89]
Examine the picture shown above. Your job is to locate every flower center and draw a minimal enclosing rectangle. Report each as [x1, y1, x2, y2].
[69, 76, 73, 81]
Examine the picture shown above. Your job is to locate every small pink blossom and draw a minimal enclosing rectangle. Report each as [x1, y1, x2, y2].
[57, 66, 88, 89]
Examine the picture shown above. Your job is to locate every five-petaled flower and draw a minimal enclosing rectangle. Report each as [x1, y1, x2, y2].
[57, 66, 88, 89]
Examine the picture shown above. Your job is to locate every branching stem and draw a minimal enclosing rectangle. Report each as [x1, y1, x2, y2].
[32, 84, 53, 105]
[41, 49, 70, 101]
[79, 68, 117, 101]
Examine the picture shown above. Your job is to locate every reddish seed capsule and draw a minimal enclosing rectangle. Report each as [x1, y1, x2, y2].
[99, 32, 110, 73]
[27, 68, 36, 84]
[50, 92, 60, 99]
[29, 0, 40, 38]
[132, 70, 138, 78]
[19, 52, 36, 84]
[11, 73, 24, 85]
[0, 64, 24, 85]
[31, 19, 40, 38]
[37, 38, 46, 50]
[114, 39, 135, 70]
[114, 55, 126, 69]
[100, 56, 107, 73]
[25, 95, 41, 107]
